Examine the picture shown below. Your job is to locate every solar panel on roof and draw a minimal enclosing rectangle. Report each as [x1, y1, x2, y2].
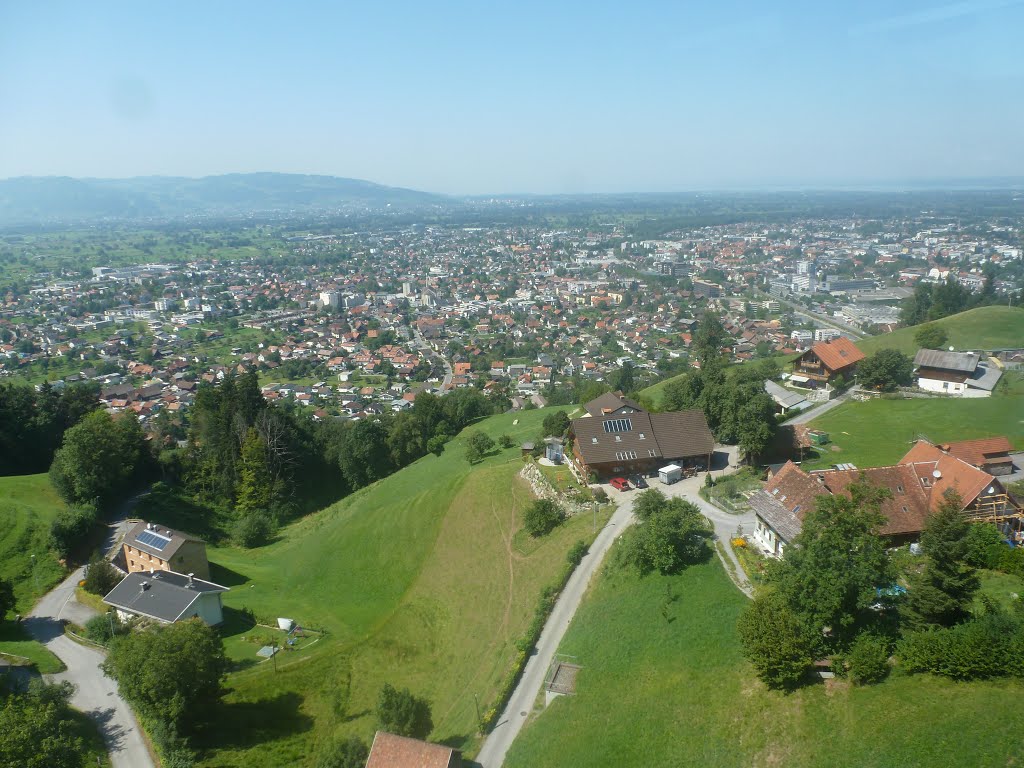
[136, 530, 171, 550]
[603, 418, 633, 433]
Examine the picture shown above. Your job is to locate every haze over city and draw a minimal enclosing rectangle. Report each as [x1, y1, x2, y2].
[2, 0, 1024, 194]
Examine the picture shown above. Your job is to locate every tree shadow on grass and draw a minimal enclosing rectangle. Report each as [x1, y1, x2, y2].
[437, 733, 472, 750]
[218, 606, 256, 639]
[195, 692, 313, 750]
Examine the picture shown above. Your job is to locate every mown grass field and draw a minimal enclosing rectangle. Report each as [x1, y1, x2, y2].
[802, 395, 1024, 470]
[505, 557, 1024, 768]
[189, 407, 609, 766]
[856, 305, 1024, 356]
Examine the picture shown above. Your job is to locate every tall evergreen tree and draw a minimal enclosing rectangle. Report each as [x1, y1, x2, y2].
[902, 490, 979, 629]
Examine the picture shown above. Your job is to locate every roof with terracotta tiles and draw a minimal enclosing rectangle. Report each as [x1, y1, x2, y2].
[900, 441, 996, 512]
[820, 464, 931, 536]
[801, 336, 865, 373]
[365, 732, 460, 768]
[941, 436, 1014, 468]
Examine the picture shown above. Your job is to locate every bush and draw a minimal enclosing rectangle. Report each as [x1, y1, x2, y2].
[84, 613, 125, 645]
[48, 504, 98, 560]
[498, 433, 515, 449]
[592, 487, 608, 504]
[232, 511, 276, 548]
[523, 499, 565, 537]
[737, 591, 813, 690]
[316, 736, 369, 768]
[963, 523, 1006, 568]
[846, 633, 890, 685]
[898, 612, 1022, 680]
[567, 540, 588, 566]
[83, 554, 122, 595]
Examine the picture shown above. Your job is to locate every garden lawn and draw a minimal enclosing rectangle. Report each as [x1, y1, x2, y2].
[856, 305, 1024, 357]
[193, 408, 605, 766]
[505, 557, 1024, 768]
[801, 395, 1024, 470]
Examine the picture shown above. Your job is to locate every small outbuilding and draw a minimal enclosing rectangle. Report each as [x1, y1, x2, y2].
[658, 464, 683, 485]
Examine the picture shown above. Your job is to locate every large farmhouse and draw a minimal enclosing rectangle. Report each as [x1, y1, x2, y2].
[791, 336, 864, 388]
[912, 348, 1002, 397]
[567, 392, 714, 481]
[751, 439, 1020, 558]
[121, 521, 210, 580]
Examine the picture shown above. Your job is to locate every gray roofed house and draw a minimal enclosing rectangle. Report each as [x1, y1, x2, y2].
[764, 380, 811, 414]
[913, 349, 1001, 396]
[103, 570, 228, 626]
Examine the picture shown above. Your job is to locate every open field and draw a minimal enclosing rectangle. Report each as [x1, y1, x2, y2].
[856, 305, 1024, 357]
[801, 395, 1024, 470]
[182, 407, 607, 766]
[505, 557, 1024, 768]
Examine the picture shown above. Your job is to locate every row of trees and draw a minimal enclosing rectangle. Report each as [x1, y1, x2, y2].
[900, 274, 999, 326]
[0, 381, 99, 476]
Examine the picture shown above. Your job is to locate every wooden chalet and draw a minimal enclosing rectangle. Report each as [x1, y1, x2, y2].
[791, 336, 864, 388]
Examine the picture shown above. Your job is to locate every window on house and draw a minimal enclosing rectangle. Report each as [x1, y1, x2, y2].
[638, 433, 646, 440]
[896, 484, 904, 493]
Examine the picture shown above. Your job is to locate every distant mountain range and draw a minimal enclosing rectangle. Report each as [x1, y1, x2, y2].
[0, 173, 448, 227]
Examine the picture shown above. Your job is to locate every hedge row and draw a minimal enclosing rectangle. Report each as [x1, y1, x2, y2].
[479, 543, 588, 732]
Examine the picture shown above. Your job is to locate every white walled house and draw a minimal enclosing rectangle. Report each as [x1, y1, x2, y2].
[103, 570, 228, 626]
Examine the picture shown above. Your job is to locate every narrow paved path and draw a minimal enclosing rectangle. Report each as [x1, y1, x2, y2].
[474, 493, 639, 768]
[783, 388, 853, 425]
[476, 448, 751, 767]
[23, 495, 154, 768]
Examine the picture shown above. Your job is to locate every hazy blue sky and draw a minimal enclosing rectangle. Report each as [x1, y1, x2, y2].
[1, 0, 1022, 193]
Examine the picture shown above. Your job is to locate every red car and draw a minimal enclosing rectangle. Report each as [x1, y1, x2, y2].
[610, 477, 631, 492]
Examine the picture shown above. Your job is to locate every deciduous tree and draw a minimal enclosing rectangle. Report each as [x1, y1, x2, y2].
[376, 683, 432, 740]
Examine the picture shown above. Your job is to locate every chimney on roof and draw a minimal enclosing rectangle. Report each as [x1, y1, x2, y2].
[187, 573, 194, 587]
[141, 581, 150, 592]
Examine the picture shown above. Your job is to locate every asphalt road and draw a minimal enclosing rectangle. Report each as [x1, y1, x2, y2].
[475, 448, 749, 767]
[23, 504, 154, 768]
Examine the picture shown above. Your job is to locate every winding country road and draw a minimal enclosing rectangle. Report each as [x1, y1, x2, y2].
[23, 504, 154, 768]
[475, 448, 748, 767]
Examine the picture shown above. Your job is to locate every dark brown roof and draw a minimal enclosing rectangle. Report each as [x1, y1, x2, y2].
[648, 411, 715, 460]
[582, 391, 644, 418]
[571, 408, 713, 467]
[365, 732, 460, 768]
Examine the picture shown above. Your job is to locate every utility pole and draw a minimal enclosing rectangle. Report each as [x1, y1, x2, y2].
[473, 693, 481, 730]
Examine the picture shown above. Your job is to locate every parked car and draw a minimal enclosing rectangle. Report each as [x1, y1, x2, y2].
[610, 477, 631, 492]
[629, 474, 648, 489]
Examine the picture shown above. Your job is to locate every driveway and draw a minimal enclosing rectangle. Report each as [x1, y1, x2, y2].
[23, 498, 154, 768]
[783, 388, 853, 425]
[475, 447, 749, 767]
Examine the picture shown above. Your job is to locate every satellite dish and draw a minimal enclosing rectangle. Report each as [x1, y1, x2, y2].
[987, 487, 995, 494]
[932, 469, 942, 478]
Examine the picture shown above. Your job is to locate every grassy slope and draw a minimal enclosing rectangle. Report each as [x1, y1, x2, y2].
[0, 474, 67, 672]
[856, 305, 1024, 356]
[802, 395, 1024, 470]
[194, 408, 608, 767]
[506, 558, 1024, 768]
